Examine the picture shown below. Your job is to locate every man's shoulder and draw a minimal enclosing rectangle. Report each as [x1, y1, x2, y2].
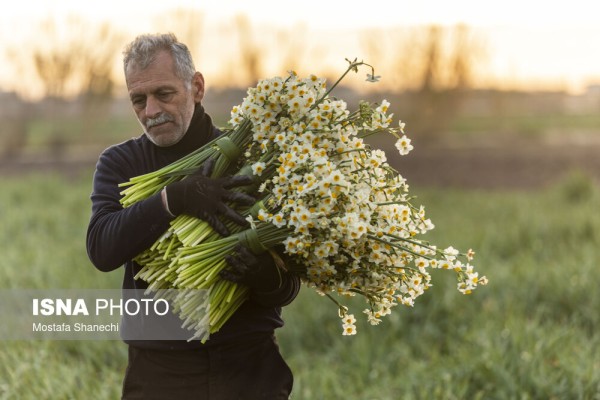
[100, 134, 151, 164]
[94, 133, 153, 179]
[99, 133, 149, 159]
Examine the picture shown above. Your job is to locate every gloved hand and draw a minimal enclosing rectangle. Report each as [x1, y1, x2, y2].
[165, 158, 256, 236]
[220, 244, 281, 292]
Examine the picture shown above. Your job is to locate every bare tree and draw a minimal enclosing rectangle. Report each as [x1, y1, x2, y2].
[381, 24, 485, 140]
[78, 22, 125, 119]
[276, 23, 308, 74]
[11, 16, 123, 101]
[449, 24, 473, 91]
[419, 25, 443, 93]
[6, 16, 124, 156]
[234, 14, 263, 85]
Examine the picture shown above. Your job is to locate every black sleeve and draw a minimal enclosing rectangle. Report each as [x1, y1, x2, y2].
[249, 254, 302, 308]
[86, 147, 174, 272]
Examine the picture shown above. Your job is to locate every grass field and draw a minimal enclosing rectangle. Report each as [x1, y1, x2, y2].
[1, 171, 599, 399]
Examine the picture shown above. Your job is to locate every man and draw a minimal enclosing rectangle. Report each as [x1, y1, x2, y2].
[86, 33, 300, 399]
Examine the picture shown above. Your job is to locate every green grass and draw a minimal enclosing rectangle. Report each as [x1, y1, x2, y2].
[1, 172, 599, 399]
[25, 116, 140, 150]
[450, 113, 600, 137]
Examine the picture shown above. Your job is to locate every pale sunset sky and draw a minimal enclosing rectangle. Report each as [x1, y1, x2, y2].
[1, 0, 600, 98]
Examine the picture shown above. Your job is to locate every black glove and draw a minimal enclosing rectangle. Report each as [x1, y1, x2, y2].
[165, 158, 256, 236]
[220, 244, 281, 292]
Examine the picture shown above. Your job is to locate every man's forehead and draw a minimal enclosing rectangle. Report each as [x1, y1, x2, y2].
[126, 52, 181, 92]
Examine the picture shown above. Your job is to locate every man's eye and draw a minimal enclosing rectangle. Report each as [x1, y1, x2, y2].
[157, 92, 174, 100]
[131, 97, 146, 107]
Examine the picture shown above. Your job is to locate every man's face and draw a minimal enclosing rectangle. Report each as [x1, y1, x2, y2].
[126, 50, 204, 147]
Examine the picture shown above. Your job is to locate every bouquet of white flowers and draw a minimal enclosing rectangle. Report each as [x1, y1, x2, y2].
[119, 59, 487, 341]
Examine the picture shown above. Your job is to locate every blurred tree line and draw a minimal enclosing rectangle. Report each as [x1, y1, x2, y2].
[2, 11, 484, 158]
[362, 24, 484, 140]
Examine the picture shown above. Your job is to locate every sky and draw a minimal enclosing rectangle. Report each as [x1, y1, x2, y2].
[1, 0, 600, 98]
[6, 0, 599, 29]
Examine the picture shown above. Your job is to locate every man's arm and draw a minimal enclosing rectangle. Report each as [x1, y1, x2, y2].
[250, 268, 301, 308]
[86, 147, 174, 272]
[222, 247, 302, 308]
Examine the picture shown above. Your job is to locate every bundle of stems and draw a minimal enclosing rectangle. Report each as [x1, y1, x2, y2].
[118, 119, 262, 339]
[119, 119, 253, 207]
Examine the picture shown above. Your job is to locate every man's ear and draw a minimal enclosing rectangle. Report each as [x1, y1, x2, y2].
[192, 72, 205, 103]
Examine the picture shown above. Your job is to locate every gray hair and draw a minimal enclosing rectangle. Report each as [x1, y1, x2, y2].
[123, 33, 196, 86]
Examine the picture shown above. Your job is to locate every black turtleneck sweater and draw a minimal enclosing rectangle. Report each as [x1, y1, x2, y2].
[86, 105, 300, 349]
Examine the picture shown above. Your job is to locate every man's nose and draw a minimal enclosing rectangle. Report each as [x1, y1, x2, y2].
[145, 96, 162, 118]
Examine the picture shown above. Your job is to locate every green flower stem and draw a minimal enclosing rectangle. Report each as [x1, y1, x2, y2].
[138, 263, 169, 283]
[209, 283, 246, 327]
[118, 118, 254, 207]
[367, 234, 428, 260]
[171, 215, 195, 231]
[209, 280, 230, 306]
[162, 235, 178, 260]
[176, 256, 222, 282]
[324, 293, 349, 317]
[375, 201, 410, 206]
[175, 219, 216, 247]
[209, 291, 248, 334]
[178, 239, 237, 264]
[382, 232, 438, 255]
[149, 232, 172, 251]
[309, 60, 374, 113]
[154, 266, 178, 285]
[177, 259, 228, 289]
[119, 176, 160, 196]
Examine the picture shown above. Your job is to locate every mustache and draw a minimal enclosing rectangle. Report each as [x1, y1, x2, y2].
[146, 113, 174, 129]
